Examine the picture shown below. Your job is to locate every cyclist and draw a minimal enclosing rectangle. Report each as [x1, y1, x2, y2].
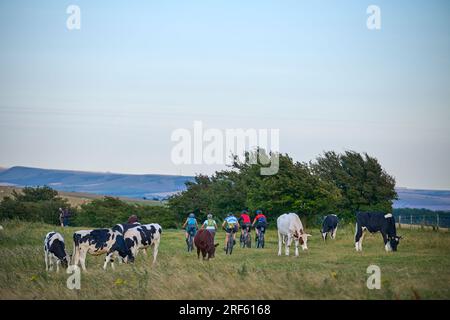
[252, 209, 267, 243]
[202, 213, 218, 238]
[222, 212, 239, 251]
[238, 209, 252, 243]
[182, 212, 199, 246]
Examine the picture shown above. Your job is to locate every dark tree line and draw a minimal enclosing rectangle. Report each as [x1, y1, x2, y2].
[168, 150, 397, 226]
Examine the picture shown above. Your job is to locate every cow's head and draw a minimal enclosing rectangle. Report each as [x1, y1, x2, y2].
[294, 230, 312, 250]
[389, 236, 402, 251]
[61, 254, 70, 268]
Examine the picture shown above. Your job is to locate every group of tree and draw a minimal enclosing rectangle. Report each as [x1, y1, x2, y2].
[0, 187, 177, 229]
[0, 186, 70, 225]
[72, 196, 177, 228]
[168, 149, 398, 226]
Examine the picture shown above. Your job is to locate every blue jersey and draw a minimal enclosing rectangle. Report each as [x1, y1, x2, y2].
[224, 216, 238, 228]
[187, 217, 197, 226]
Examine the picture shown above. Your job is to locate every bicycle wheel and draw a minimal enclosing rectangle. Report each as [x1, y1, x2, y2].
[260, 232, 265, 248]
[188, 234, 193, 252]
[227, 233, 234, 255]
[246, 233, 251, 248]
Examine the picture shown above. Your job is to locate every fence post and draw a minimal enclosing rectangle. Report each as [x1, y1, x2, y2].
[398, 215, 401, 229]
[410, 214, 413, 229]
[437, 213, 440, 231]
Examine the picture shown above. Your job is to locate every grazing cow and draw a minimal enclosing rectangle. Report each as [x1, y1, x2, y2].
[124, 223, 162, 264]
[194, 229, 219, 260]
[277, 213, 312, 256]
[321, 214, 339, 241]
[112, 222, 141, 234]
[72, 228, 134, 271]
[355, 212, 402, 252]
[44, 232, 70, 272]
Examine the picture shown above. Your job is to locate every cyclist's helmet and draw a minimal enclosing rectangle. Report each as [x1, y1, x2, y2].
[227, 212, 234, 217]
[256, 209, 262, 214]
[189, 213, 195, 218]
[207, 213, 212, 219]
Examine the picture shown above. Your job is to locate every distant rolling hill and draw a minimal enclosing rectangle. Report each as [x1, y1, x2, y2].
[0, 166, 449, 211]
[394, 188, 450, 211]
[0, 166, 194, 200]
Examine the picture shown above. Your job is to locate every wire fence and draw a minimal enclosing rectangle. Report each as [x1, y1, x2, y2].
[394, 213, 450, 230]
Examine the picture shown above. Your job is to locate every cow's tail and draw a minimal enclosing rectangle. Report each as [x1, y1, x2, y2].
[72, 233, 80, 267]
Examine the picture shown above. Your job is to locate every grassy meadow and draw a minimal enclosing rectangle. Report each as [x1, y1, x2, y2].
[0, 220, 449, 299]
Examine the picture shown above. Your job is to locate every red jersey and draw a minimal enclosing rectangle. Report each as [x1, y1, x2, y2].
[240, 213, 251, 224]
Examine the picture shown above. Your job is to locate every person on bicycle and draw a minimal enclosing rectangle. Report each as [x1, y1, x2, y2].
[222, 212, 239, 251]
[202, 213, 218, 238]
[238, 209, 252, 243]
[182, 212, 199, 245]
[252, 209, 267, 242]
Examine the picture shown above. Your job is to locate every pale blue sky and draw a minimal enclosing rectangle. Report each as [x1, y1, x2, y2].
[0, 0, 449, 189]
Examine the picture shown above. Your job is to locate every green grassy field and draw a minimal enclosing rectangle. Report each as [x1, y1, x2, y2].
[0, 220, 449, 299]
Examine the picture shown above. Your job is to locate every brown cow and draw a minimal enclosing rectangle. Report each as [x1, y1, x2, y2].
[194, 229, 219, 260]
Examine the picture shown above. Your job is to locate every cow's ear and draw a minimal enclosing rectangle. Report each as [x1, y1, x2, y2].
[214, 243, 219, 247]
[305, 234, 312, 237]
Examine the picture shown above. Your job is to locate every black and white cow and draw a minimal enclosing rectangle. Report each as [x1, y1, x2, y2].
[112, 222, 141, 234]
[355, 211, 402, 252]
[124, 223, 162, 264]
[44, 232, 70, 272]
[321, 214, 339, 241]
[72, 228, 134, 271]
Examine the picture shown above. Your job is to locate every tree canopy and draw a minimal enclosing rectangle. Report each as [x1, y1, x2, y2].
[168, 150, 397, 225]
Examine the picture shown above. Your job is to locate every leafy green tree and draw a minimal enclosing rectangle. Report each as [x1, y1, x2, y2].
[312, 151, 397, 220]
[0, 186, 71, 225]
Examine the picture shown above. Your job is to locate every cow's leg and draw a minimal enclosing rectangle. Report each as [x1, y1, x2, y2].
[130, 246, 138, 260]
[277, 231, 282, 256]
[56, 260, 60, 273]
[332, 227, 338, 239]
[285, 235, 292, 256]
[197, 247, 200, 259]
[44, 251, 49, 271]
[143, 248, 148, 257]
[103, 252, 114, 270]
[355, 223, 363, 251]
[48, 254, 54, 271]
[294, 238, 299, 257]
[72, 244, 80, 267]
[322, 232, 327, 241]
[152, 238, 160, 265]
[383, 233, 391, 252]
[358, 229, 366, 251]
[79, 250, 87, 272]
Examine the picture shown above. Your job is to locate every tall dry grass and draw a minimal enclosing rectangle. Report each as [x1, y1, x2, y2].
[0, 220, 449, 299]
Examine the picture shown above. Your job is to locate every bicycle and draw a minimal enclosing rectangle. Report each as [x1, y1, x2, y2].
[240, 225, 251, 248]
[187, 229, 196, 252]
[226, 229, 236, 255]
[256, 226, 266, 249]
